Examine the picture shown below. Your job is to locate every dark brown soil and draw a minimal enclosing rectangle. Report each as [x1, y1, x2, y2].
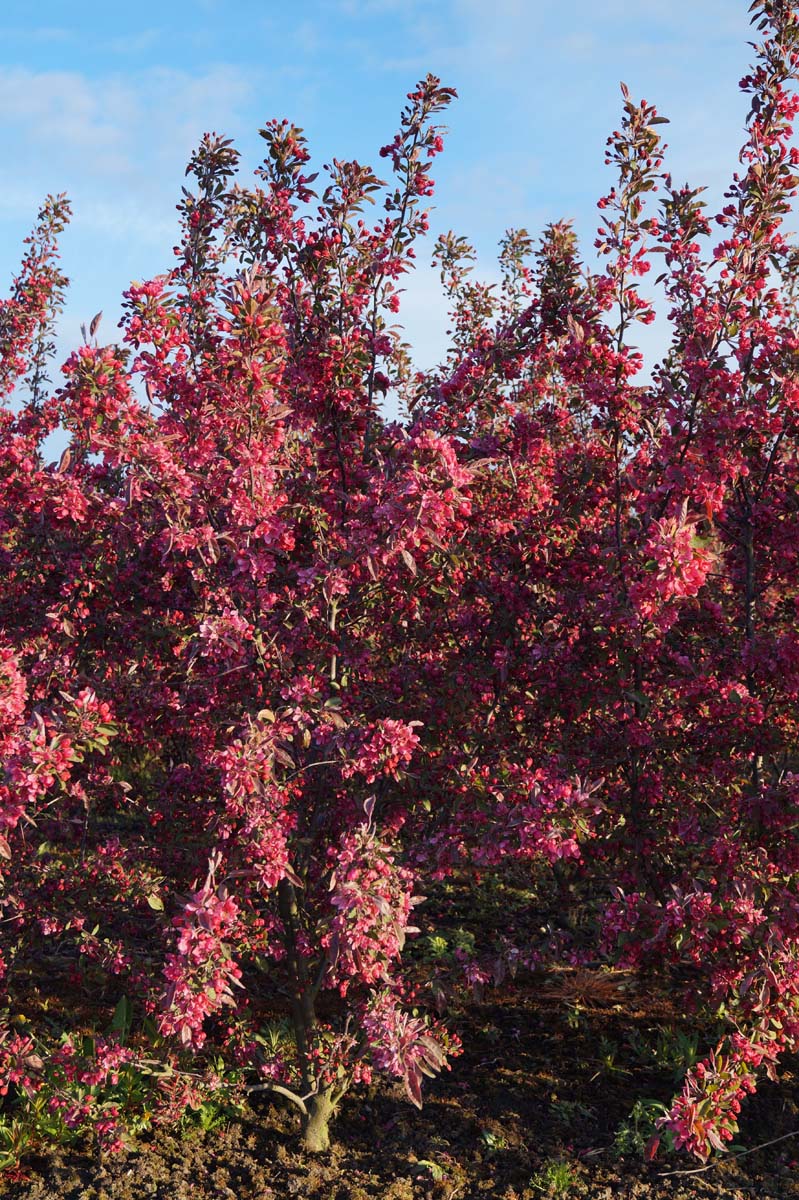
[3, 971, 799, 1200]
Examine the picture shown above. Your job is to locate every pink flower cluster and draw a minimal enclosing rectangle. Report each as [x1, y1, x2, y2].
[342, 719, 422, 784]
[361, 991, 453, 1108]
[325, 823, 419, 993]
[159, 862, 243, 1049]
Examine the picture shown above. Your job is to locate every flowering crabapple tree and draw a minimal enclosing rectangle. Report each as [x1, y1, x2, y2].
[0, 79, 477, 1155]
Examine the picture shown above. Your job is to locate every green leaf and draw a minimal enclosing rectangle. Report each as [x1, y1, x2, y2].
[110, 995, 133, 1042]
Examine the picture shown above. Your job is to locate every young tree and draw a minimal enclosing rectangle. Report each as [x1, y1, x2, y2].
[0, 79, 467, 1155]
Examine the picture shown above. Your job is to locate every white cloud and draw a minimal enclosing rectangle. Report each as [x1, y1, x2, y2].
[0, 63, 259, 203]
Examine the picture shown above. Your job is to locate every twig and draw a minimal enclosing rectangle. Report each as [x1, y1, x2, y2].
[658, 1128, 799, 1178]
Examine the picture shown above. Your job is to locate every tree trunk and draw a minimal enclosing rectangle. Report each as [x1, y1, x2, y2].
[301, 1088, 336, 1153]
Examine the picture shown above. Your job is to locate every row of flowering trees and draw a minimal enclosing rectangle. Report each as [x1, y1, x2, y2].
[2, 0, 799, 1163]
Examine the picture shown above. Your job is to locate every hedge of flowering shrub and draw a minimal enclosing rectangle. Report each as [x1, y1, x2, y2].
[2, 0, 799, 1164]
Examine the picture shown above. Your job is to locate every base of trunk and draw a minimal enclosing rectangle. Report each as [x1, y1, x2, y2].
[301, 1090, 336, 1153]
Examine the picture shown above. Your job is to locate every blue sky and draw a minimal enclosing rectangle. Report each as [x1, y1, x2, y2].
[0, 1, 761, 379]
